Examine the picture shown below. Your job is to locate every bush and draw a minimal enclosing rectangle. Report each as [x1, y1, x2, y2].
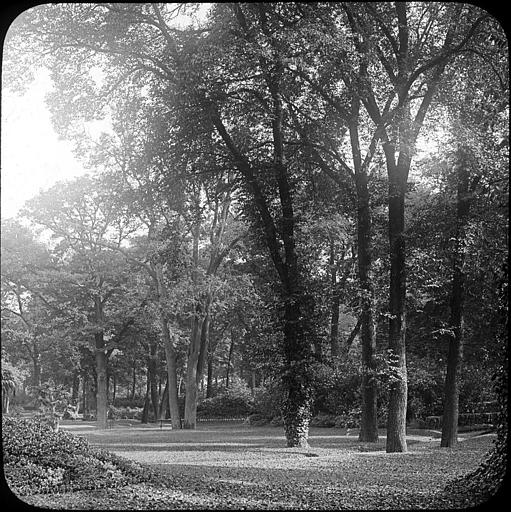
[311, 362, 361, 417]
[198, 379, 254, 418]
[108, 405, 143, 420]
[2, 417, 153, 496]
[252, 379, 285, 418]
[245, 413, 270, 426]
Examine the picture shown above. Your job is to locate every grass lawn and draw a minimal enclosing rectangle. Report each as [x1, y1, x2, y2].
[18, 421, 495, 510]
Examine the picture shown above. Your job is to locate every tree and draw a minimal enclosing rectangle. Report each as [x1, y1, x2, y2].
[327, 2, 493, 452]
[22, 176, 139, 428]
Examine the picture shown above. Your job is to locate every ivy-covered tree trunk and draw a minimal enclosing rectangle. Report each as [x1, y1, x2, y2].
[281, 294, 314, 448]
[441, 150, 477, 447]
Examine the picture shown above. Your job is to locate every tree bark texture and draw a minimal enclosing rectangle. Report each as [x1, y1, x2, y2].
[441, 150, 475, 447]
[226, 328, 236, 388]
[94, 295, 108, 429]
[385, 164, 408, 453]
[154, 261, 182, 429]
[206, 18, 314, 445]
[329, 242, 341, 360]
[355, 170, 379, 443]
[148, 343, 160, 421]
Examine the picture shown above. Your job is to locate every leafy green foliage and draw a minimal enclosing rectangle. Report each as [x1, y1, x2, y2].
[2, 417, 154, 495]
[198, 379, 254, 418]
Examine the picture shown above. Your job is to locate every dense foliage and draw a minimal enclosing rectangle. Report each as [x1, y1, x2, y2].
[2, 417, 155, 496]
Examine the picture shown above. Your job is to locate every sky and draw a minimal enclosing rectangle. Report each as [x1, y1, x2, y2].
[1, 69, 88, 220]
[1, 3, 212, 222]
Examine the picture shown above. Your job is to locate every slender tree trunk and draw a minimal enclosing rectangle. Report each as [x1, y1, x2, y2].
[385, 159, 409, 453]
[184, 212, 214, 429]
[141, 378, 150, 424]
[159, 376, 169, 419]
[226, 328, 236, 389]
[184, 314, 201, 429]
[154, 262, 181, 428]
[329, 242, 341, 360]
[355, 169, 379, 443]
[94, 295, 108, 430]
[95, 341, 108, 429]
[441, 151, 475, 447]
[72, 371, 79, 402]
[148, 343, 159, 422]
[130, 361, 136, 401]
[162, 333, 182, 428]
[81, 371, 88, 416]
[206, 355, 214, 398]
[112, 374, 116, 403]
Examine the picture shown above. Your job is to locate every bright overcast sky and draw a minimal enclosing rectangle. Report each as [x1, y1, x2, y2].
[1, 4, 212, 221]
[1, 69, 87, 220]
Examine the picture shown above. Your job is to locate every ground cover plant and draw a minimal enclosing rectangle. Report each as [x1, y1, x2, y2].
[2, 417, 158, 497]
[5, 419, 501, 510]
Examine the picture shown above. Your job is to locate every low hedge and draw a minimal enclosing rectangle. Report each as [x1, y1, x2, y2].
[2, 417, 156, 496]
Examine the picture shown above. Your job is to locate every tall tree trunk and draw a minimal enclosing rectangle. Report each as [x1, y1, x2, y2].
[131, 360, 136, 401]
[347, 83, 379, 442]
[159, 376, 169, 419]
[184, 314, 201, 429]
[81, 371, 88, 416]
[226, 327, 236, 389]
[184, 213, 213, 429]
[148, 343, 159, 422]
[329, 240, 341, 360]
[154, 261, 182, 429]
[441, 149, 476, 447]
[355, 169, 379, 443]
[94, 295, 108, 429]
[71, 371, 80, 402]
[206, 355, 214, 398]
[207, 42, 314, 447]
[385, 156, 409, 453]
[141, 378, 150, 424]
[95, 339, 108, 429]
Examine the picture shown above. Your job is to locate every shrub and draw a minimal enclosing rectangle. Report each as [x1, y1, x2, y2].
[2, 417, 153, 496]
[252, 379, 285, 418]
[245, 413, 270, 426]
[198, 380, 254, 418]
[311, 362, 361, 417]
